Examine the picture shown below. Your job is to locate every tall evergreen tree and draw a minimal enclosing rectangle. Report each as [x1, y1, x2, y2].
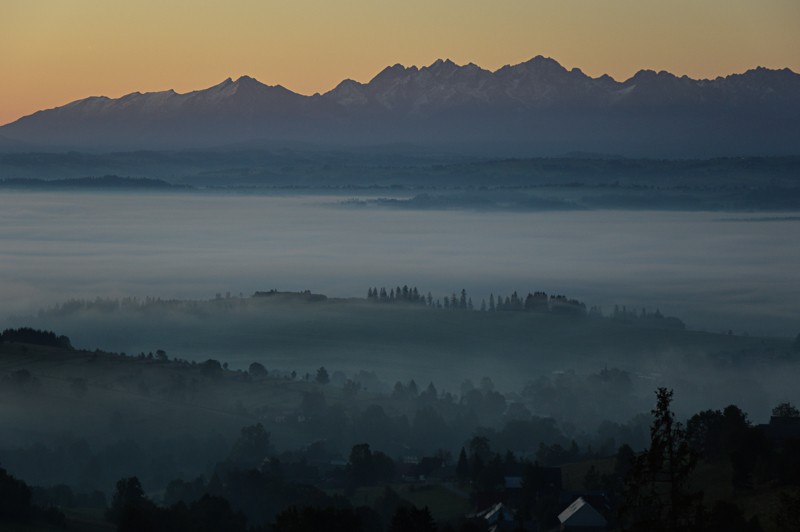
[621, 388, 703, 532]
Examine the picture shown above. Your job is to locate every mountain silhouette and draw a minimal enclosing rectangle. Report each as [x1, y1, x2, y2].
[2, 56, 798, 156]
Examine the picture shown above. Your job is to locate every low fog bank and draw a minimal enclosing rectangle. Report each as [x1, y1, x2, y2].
[1, 191, 799, 337]
[343, 185, 800, 212]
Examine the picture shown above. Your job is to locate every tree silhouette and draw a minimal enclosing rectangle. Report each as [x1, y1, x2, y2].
[772, 402, 800, 418]
[621, 388, 703, 532]
[200, 359, 223, 378]
[107, 477, 152, 530]
[248, 362, 268, 378]
[228, 423, 273, 468]
[315, 366, 329, 384]
[0, 467, 32, 522]
[389, 506, 436, 532]
[348, 443, 393, 486]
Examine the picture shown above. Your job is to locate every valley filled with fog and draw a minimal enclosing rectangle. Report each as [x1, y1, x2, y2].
[1, 190, 798, 338]
[1, 187, 799, 531]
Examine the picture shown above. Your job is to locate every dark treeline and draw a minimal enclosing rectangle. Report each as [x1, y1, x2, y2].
[0, 175, 183, 190]
[0, 359, 653, 491]
[367, 285, 588, 317]
[367, 285, 426, 305]
[365, 285, 689, 330]
[2, 321, 796, 495]
[2, 151, 799, 191]
[4, 390, 800, 531]
[1, 327, 73, 349]
[1, 322, 799, 529]
[106, 395, 800, 531]
[1, 300, 797, 530]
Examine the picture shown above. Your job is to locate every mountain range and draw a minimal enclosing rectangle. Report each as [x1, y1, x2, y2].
[2, 56, 799, 156]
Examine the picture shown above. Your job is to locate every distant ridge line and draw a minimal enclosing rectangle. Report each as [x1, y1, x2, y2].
[1, 55, 798, 157]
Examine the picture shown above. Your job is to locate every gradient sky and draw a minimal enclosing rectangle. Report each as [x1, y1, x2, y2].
[1, 0, 798, 126]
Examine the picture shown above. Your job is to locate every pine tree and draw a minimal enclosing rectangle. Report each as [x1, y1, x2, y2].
[424, 382, 437, 399]
[620, 388, 703, 532]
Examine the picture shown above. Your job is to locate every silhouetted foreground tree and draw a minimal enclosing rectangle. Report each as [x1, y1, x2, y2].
[107, 476, 246, 532]
[107, 477, 151, 531]
[772, 402, 800, 418]
[0, 466, 68, 528]
[0, 466, 32, 522]
[620, 388, 703, 532]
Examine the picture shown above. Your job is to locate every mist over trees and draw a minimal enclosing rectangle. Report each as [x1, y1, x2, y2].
[0, 283, 797, 529]
[3, 362, 797, 530]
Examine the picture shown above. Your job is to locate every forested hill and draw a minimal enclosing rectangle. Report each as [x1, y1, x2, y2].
[10, 288, 795, 399]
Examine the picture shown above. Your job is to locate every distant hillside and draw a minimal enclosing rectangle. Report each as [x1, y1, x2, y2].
[2, 150, 799, 192]
[14, 291, 794, 398]
[0, 175, 185, 189]
[1, 56, 798, 157]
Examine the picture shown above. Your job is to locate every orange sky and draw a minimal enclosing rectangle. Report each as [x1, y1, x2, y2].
[1, 0, 798, 126]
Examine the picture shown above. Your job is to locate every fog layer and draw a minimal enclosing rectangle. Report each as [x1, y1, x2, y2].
[1, 191, 798, 336]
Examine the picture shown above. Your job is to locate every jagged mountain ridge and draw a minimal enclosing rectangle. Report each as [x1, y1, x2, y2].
[2, 56, 799, 156]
